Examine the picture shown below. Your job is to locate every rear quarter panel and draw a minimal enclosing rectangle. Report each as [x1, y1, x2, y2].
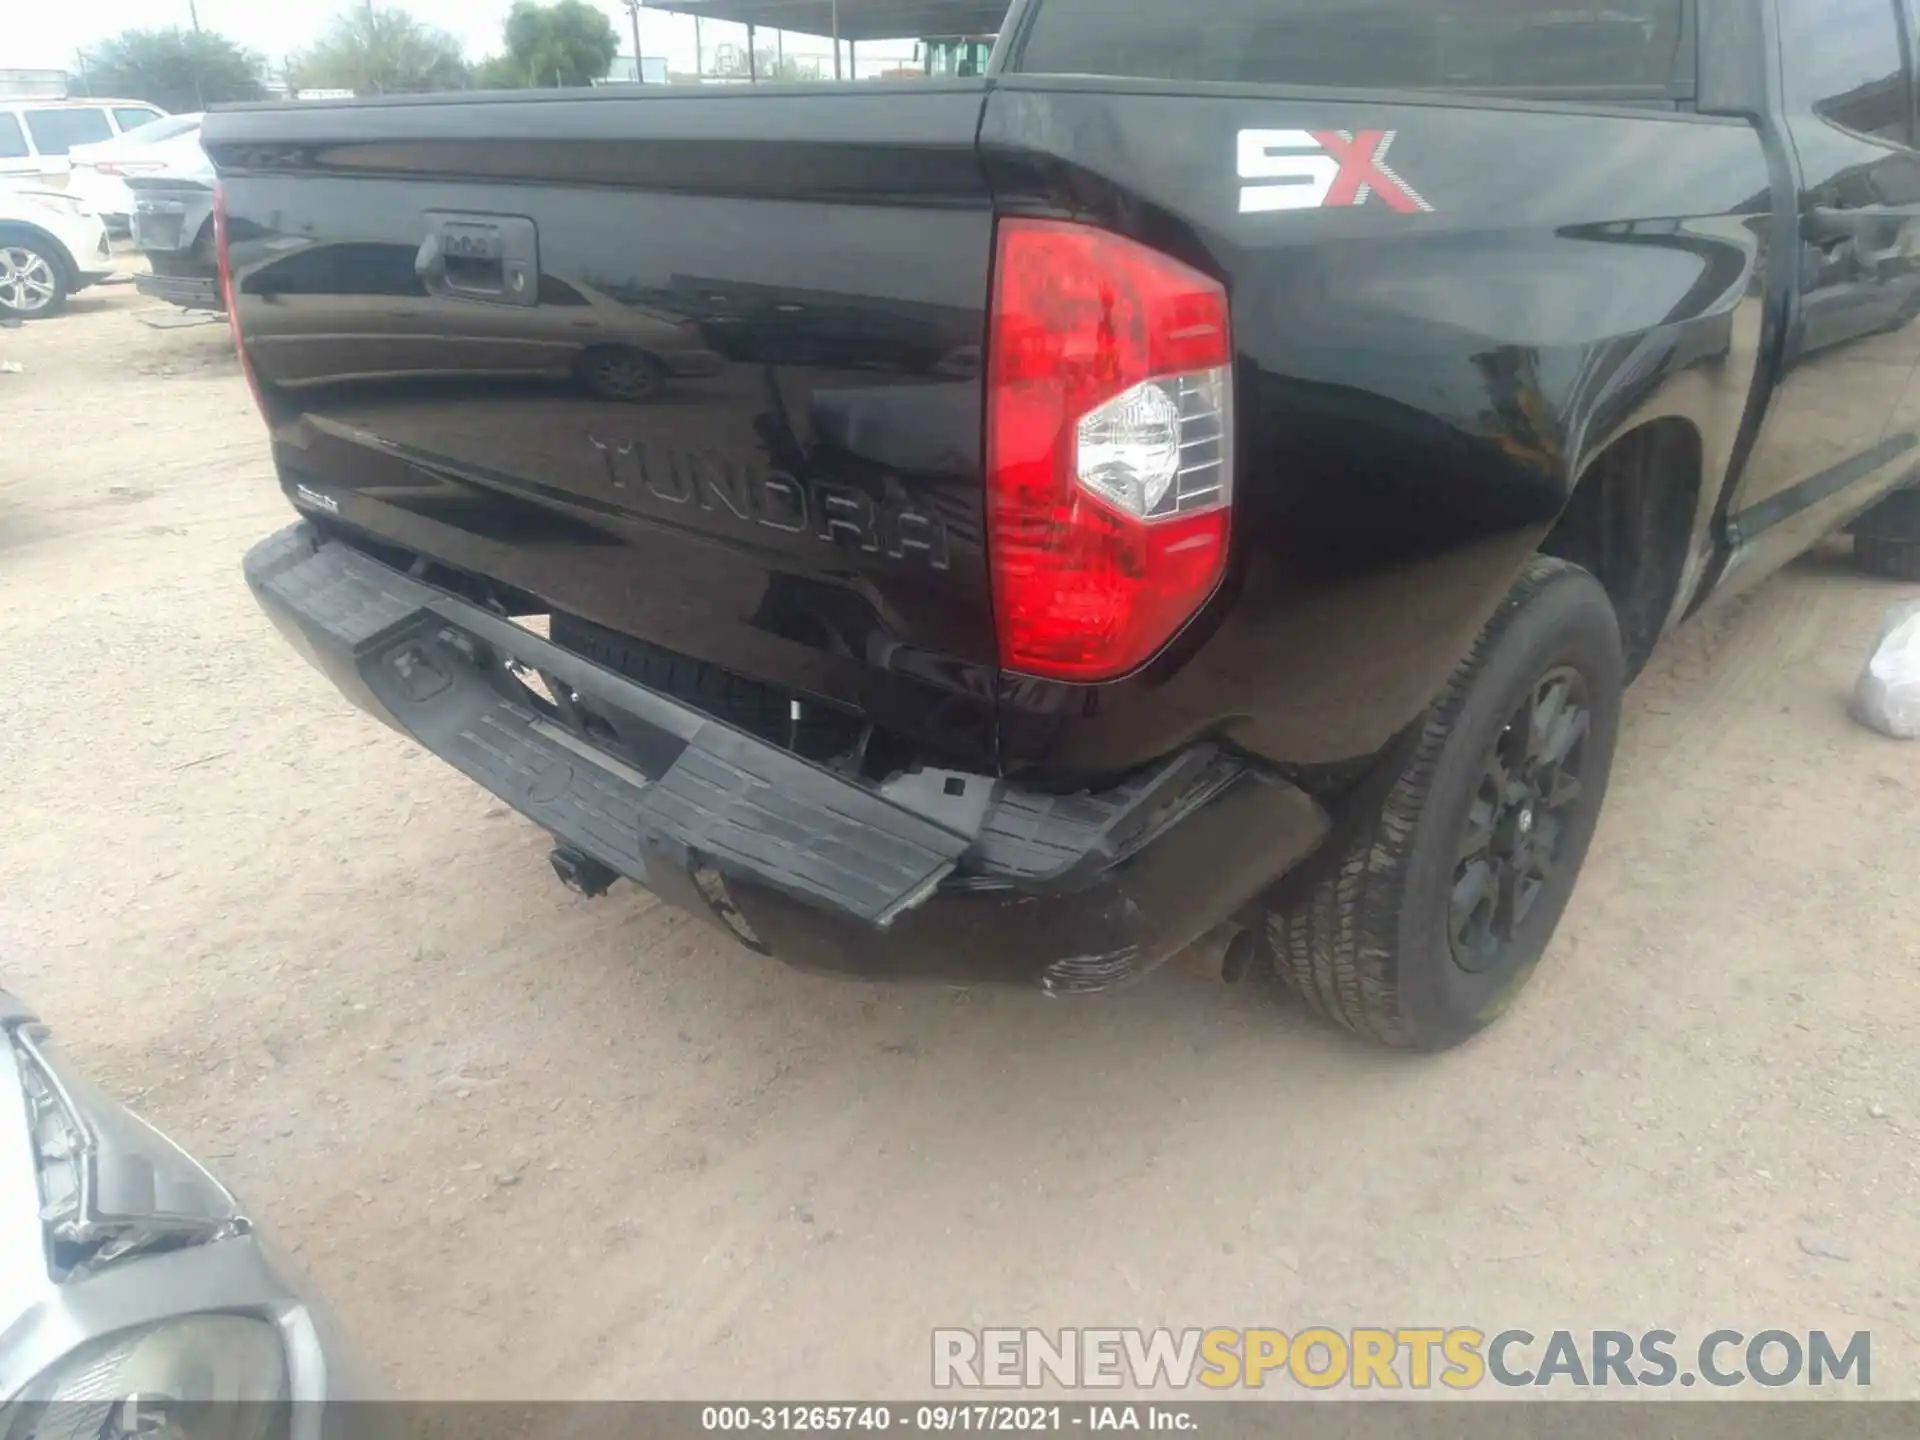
[982, 81, 1772, 775]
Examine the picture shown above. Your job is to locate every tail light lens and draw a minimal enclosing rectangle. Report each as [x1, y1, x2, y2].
[213, 183, 267, 421]
[986, 219, 1233, 682]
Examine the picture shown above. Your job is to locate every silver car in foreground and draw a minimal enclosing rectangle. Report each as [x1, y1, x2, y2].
[1, 988, 369, 1435]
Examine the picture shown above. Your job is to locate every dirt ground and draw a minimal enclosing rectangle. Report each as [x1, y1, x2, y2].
[3, 278, 1920, 1401]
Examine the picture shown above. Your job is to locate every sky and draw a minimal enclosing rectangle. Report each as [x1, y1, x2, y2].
[17, 0, 919, 77]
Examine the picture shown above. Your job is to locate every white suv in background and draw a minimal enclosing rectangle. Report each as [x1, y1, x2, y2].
[0, 100, 167, 185]
[0, 187, 113, 319]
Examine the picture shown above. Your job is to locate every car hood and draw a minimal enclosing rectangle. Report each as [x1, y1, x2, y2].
[0, 995, 50, 1338]
[0, 990, 244, 1341]
[0, 188, 96, 226]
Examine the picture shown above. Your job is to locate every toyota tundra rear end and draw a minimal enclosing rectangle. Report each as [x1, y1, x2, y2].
[212, 0, 1746, 1011]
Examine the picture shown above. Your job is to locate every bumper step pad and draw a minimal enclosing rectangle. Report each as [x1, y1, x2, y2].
[246, 527, 966, 927]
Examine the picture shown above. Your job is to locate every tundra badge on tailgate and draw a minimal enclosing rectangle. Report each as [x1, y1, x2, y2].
[1237, 129, 1432, 215]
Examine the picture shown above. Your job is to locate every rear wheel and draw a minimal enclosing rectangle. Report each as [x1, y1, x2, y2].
[1264, 558, 1624, 1050]
[0, 237, 68, 319]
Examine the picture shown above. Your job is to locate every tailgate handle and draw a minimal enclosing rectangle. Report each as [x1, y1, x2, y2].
[415, 212, 538, 308]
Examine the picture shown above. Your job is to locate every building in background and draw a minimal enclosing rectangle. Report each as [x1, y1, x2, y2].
[603, 55, 673, 84]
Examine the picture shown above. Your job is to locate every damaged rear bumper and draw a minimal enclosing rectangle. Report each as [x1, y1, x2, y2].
[243, 524, 1329, 992]
[134, 271, 222, 310]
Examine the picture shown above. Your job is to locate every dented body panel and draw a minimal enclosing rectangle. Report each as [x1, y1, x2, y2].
[205, 73, 1806, 782]
[212, 0, 1920, 986]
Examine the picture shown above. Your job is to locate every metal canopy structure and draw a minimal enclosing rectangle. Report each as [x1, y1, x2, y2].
[643, 0, 1009, 43]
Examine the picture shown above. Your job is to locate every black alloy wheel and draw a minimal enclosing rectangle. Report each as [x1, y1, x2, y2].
[1449, 667, 1591, 974]
[1266, 558, 1625, 1050]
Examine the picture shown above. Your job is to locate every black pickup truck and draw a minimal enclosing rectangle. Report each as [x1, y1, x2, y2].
[212, 0, 1920, 1050]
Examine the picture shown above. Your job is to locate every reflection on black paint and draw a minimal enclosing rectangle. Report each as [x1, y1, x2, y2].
[219, 78, 1804, 779]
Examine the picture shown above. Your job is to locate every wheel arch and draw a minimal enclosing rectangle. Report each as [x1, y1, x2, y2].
[0, 221, 79, 289]
[1543, 417, 1705, 679]
[573, 343, 668, 399]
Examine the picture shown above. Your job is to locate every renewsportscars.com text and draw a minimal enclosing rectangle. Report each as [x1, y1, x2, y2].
[932, 1328, 1871, 1391]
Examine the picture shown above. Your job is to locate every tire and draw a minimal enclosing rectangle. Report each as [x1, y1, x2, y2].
[1264, 558, 1625, 1051]
[1854, 535, 1920, 582]
[577, 347, 665, 402]
[0, 235, 70, 320]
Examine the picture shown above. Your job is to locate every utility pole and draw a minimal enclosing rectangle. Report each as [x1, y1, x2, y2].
[831, 0, 841, 78]
[188, 0, 201, 29]
[624, 0, 646, 81]
[746, 22, 757, 81]
[694, 14, 703, 79]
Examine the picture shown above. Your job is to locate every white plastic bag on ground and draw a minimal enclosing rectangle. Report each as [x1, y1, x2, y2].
[1853, 599, 1920, 739]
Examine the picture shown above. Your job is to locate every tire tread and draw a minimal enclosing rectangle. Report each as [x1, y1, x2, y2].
[1266, 557, 1587, 1048]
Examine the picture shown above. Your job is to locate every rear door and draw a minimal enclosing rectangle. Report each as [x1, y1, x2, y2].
[1728, 0, 1920, 553]
[20, 106, 114, 180]
[0, 113, 34, 181]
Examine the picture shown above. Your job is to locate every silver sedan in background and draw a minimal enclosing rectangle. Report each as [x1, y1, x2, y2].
[1, 987, 370, 1437]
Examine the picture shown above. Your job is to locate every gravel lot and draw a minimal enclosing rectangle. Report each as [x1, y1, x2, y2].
[4, 279, 1920, 1400]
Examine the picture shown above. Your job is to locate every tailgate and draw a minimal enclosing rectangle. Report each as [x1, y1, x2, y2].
[206, 87, 998, 770]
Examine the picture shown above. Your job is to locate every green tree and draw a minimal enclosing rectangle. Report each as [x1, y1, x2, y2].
[288, 7, 471, 96]
[501, 0, 619, 88]
[472, 53, 535, 89]
[72, 28, 267, 112]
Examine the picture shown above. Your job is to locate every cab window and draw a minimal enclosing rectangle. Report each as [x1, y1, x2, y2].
[1016, 0, 1690, 94]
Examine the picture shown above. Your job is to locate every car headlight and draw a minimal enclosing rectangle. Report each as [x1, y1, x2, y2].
[3, 1315, 287, 1440]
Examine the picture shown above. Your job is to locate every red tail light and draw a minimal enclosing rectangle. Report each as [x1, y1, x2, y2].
[213, 183, 267, 421]
[986, 219, 1233, 682]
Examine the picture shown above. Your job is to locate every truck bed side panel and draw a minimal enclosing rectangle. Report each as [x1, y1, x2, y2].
[980, 81, 1773, 774]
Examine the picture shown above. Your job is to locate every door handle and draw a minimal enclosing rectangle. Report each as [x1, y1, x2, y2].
[415, 231, 509, 295]
[1807, 204, 1920, 239]
[414, 214, 538, 308]
[1807, 206, 1920, 282]
[1805, 207, 1861, 248]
